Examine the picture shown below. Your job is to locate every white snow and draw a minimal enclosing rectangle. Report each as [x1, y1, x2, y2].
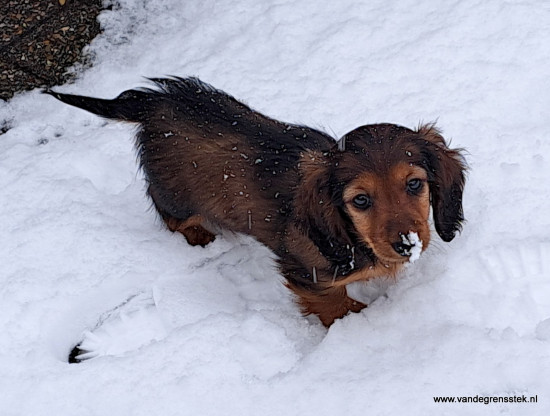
[1, 0, 550, 415]
[75, 290, 167, 361]
[404, 231, 423, 263]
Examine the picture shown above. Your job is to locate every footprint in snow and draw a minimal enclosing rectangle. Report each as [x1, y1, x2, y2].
[475, 240, 549, 283]
[475, 239, 550, 340]
[69, 289, 167, 363]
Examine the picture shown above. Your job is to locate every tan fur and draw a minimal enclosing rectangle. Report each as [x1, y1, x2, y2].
[343, 163, 431, 264]
[289, 285, 367, 327]
[164, 214, 216, 247]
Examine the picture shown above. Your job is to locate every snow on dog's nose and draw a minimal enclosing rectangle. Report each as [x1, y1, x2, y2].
[392, 232, 423, 263]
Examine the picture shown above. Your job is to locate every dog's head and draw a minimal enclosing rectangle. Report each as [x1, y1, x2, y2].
[295, 123, 466, 268]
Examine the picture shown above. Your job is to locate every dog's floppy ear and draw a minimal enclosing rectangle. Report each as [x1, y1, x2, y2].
[417, 124, 467, 242]
[293, 151, 356, 271]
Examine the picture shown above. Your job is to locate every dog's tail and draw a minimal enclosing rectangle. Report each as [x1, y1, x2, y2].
[43, 88, 151, 123]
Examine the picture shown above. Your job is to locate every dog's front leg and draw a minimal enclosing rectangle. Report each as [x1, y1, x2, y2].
[288, 284, 367, 327]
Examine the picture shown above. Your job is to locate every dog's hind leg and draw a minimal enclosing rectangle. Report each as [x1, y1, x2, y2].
[148, 186, 216, 247]
[164, 214, 216, 247]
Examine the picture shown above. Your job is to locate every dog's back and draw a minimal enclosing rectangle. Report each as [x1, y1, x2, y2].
[47, 77, 336, 247]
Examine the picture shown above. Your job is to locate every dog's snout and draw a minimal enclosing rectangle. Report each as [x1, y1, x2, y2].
[391, 232, 417, 256]
[391, 241, 412, 256]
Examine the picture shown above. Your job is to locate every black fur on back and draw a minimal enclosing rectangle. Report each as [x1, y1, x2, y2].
[45, 77, 333, 148]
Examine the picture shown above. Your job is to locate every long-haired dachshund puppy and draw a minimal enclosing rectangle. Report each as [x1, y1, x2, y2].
[46, 77, 466, 326]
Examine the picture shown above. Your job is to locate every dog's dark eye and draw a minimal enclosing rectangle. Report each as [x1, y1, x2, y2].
[406, 178, 423, 193]
[352, 194, 372, 209]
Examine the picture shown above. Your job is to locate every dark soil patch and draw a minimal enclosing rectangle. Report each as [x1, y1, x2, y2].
[0, 0, 106, 101]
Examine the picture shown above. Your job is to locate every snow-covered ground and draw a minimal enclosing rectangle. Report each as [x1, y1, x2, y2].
[1, 0, 549, 414]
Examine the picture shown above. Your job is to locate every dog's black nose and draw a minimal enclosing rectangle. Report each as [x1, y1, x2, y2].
[392, 241, 412, 256]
